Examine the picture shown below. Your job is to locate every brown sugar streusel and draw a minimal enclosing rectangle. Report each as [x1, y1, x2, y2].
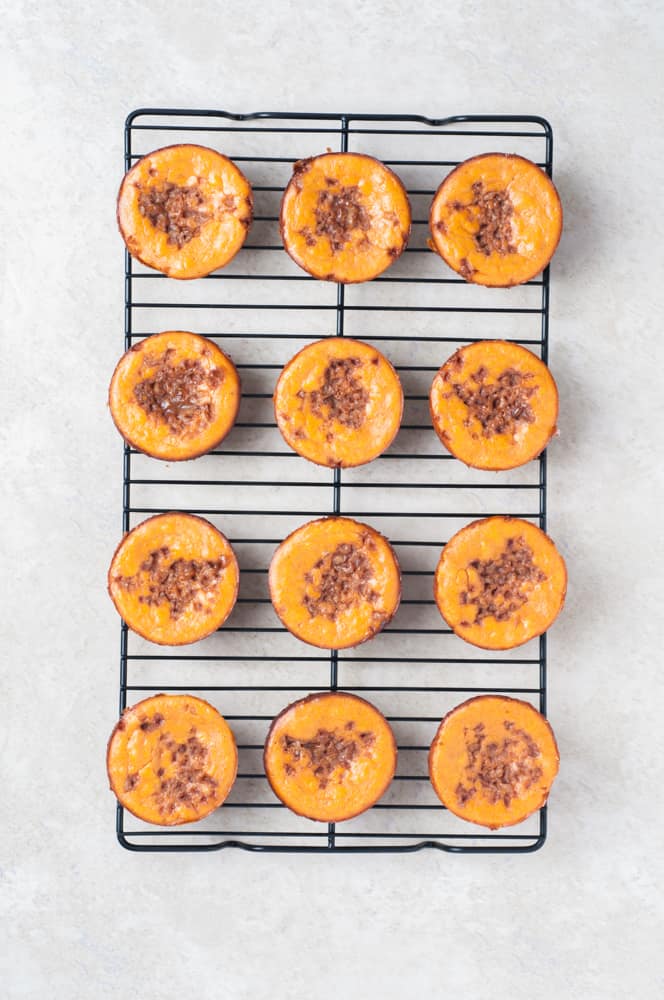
[115, 546, 227, 619]
[469, 181, 517, 256]
[459, 535, 547, 626]
[455, 720, 543, 808]
[305, 356, 369, 430]
[302, 541, 378, 620]
[137, 182, 212, 248]
[312, 184, 371, 253]
[133, 349, 224, 436]
[444, 365, 538, 439]
[281, 723, 376, 789]
[153, 729, 219, 816]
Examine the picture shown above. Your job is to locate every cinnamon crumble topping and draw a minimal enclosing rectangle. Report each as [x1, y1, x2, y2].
[470, 181, 516, 256]
[299, 225, 317, 247]
[307, 357, 369, 429]
[460, 535, 546, 626]
[133, 349, 224, 435]
[154, 731, 218, 815]
[302, 542, 378, 620]
[448, 366, 538, 438]
[458, 257, 475, 280]
[313, 183, 371, 252]
[139, 712, 164, 733]
[138, 182, 211, 248]
[116, 546, 227, 619]
[281, 725, 375, 788]
[455, 720, 543, 808]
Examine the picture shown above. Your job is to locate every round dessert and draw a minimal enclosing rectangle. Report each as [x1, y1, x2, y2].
[107, 694, 238, 826]
[280, 152, 411, 283]
[109, 331, 241, 461]
[274, 337, 403, 468]
[264, 691, 397, 822]
[433, 516, 566, 650]
[429, 340, 558, 470]
[269, 517, 401, 649]
[108, 513, 239, 645]
[428, 695, 560, 828]
[429, 153, 563, 287]
[117, 144, 253, 279]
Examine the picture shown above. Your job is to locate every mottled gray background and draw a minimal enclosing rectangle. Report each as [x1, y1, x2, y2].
[2, 1, 663, 998]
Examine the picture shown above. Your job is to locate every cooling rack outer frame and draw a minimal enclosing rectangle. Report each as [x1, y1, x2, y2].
[116, 108, 554, 855]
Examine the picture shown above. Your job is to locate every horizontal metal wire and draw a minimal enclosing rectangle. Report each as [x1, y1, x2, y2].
[127, 508, 542, 518]
[132, 302, 544, 314]
[123, 828, 539, 840]
[128, 333, 545, 345]
[129, 272, 544, 286]
[129, 478, 541, 489]
[123, 684, 541, 692]
[125, 656, 538, 665]
[129, 123, 547, 138]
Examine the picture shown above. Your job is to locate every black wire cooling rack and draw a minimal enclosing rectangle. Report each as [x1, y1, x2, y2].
[116, 109, 555, 853]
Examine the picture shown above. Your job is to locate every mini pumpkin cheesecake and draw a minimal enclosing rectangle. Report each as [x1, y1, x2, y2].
[269, 517, 401, 649]
[117, 144, 253, 279]
[107, 694, 238, 826]
[109, 331, 241, 461]
[428, 695, 559, 828]
[274, 338, 403, 467]
[264, 692, 397, 822]
[429, 153, 562, 286]
[108, 513, 239, 645]
[433, 516, 566, 650]
[429, 341, 558, 470]
[280, 152, 411, 283]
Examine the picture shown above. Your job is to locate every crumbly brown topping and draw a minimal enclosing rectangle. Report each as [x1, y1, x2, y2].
[138, 182, 211, 248]
[447, 365, 538, 439]
[291, 157, 314, 191]
[299, 225, 317, 247]
[153, 730, 219, 815]
[115, 546, 227, 619]
[139, 712, 164, 733]
[281, 726, 376, 788]
[124, 772, 139, 792]
[313, 183, 371, 252]
[307, 357, 369, 430]
[302, 541, 378, 620]
[458, 257, 475, 280]
[470, 181, 516, 256]
[133, 349, 224, 435]
[455, 721, 543, 808]
[459, 535, 546, 626]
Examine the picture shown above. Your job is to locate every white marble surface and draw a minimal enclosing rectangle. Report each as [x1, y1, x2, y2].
[2, 1, 664, 997]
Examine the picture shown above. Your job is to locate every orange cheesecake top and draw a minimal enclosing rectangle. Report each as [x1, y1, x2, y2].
[280, 152, 411, 283]
[264, 692, 397, 822]
[429, 153, 562, 286]
[275, 337, 403, 467]
[117, 144, 253, 278]
[107, 694, 237, 826]
[429, 695, 559, 828]
[434, 516, 566, 650]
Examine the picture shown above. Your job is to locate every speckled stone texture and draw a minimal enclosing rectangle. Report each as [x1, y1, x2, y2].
[2, 1, 663, 998]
